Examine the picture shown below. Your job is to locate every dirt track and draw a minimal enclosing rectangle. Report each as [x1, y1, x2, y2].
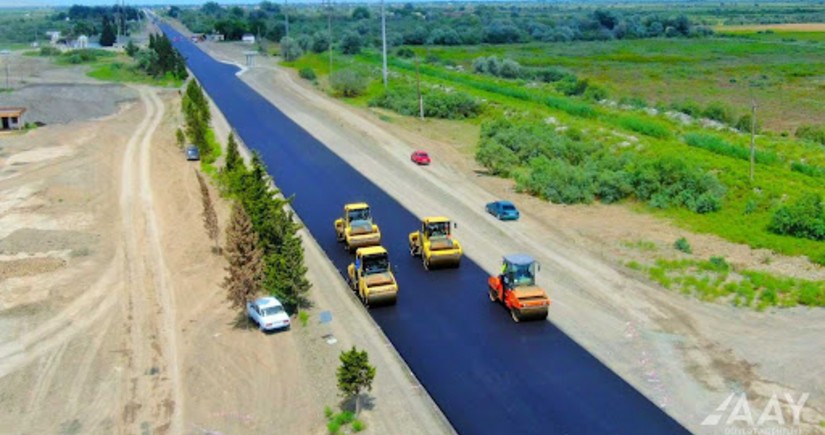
[197, 40, 825, 433]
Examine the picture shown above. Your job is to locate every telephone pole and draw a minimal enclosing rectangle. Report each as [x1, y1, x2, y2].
[381, 0, 387, 88]
[416, 56, 423, 120]
[327, 0, 333, 74]
[284, 0, 289, 38]
[749, 99, 757, 182]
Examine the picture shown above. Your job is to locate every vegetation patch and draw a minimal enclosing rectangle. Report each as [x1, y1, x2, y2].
[684, 133, 780, 165]
[636, 257, 825, 309]
[369, 85, 481, 120]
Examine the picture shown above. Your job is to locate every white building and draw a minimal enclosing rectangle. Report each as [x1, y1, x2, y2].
[241, 34, 256, 44]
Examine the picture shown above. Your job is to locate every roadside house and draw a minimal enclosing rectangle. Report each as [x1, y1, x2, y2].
[0, 107, 26, 130]
[242, 33, 256, 44]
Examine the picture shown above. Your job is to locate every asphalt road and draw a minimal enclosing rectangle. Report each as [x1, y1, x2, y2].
[161, 24, 687, 435]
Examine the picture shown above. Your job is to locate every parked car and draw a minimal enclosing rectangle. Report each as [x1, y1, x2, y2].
[185, 145, 200, 161]
[411, 150, 431, 165]
[486, 200, 520, 221]
[247, 297, 291, 332]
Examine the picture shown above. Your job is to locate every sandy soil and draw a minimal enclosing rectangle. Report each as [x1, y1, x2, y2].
[0, 46, 451, 435]
[197, 40, 825, 434]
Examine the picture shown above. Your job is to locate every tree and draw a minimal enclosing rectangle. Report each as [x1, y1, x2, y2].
[311, 31, 330, 53]
[125, 40, 138, 57]
[100, 15, 116, 47]
[352, 6, 370, 20]
[340, 31, 363, 55]
[225, 132, 242, 174]
[196, 171, 221, 253]
[223, 202, 264, 310]
[176, 128, 185, 148]
[330, 69, 367, 97]
[336, 347, 376, 416]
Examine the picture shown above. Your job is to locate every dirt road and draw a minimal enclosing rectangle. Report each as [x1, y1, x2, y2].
[197, 41, 825, 433]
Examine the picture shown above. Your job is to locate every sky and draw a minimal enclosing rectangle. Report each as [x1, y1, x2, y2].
[0, 0, 445, 6]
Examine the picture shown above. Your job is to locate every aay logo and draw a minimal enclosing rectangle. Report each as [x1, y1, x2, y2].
[702, 392, 808, 430]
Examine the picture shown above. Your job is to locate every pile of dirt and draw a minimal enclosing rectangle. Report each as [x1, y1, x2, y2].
[0, 257, 66, 279]
[0, 84, 137, 125]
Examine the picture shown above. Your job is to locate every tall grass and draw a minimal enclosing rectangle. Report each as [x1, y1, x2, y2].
[684, 133, 780, 165]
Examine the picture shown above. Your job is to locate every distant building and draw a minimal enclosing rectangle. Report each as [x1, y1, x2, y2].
[190, 34, 204, 43]
[0, 107, 26, 130]
[76, 35, 88, 49]
[242, 34, 256, 44]
[45, 31, 61, 45]
[206, 33, 225, 42]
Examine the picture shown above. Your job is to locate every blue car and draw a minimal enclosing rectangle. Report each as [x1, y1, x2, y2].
[185, 145, 200, 161]
[486, 200, 520, 221]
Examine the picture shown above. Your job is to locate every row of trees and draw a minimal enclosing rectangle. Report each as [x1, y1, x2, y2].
[175, 2, 711, 51]
[127, 33, 188, 80]
[181, 80, 216, 162]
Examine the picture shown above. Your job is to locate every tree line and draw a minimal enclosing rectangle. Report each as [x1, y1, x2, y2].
[174, 1, 711, 51]
[126, 33, 188, 80]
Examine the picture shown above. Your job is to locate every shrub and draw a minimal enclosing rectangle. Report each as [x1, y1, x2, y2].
[707, 256, 730, 272]
[630, 157, 725, 213]
[311, 32, 330, 53]
[531, 66, 569, 83]
[674, 237, 692, 254]
[352, 420, 366, 432]
[396, 47, 415, 58]
[768, 193, 825, 241]
[299, 310, 309, 326]
[499, 59, 521, 79]
[584, 85, 608, 102]
[330, 69, 367, 97]
[619, 116, 671, 139]
[327, 420, 341, 434]
[735, 113, 759, 133]
[670, 99, 702, 117]
[299, 67, 316, 81]
[795, 124, 825, 145]
[38, 46, 61, 56]
[556, 76, 588, 96]
[515, 156, 595, 204]
[620, 96, 647, 109]
[702, 101, 736, 125]
[324, 406, 333, 419]
[280, 36, 303, 61]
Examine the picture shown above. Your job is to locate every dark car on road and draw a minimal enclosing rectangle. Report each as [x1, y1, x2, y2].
[185, 145, 200, 161]
[486, 200, 520, 221]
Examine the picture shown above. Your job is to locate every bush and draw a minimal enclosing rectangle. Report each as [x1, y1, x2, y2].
[674, 237, 692, 254]
[352, 420, 365, 432]
[768, 193, 825, 241]
[311, 32, 330, 53]
[735, 113, 759, 133]
[299, 310, 309, 326]
[499, 59, 521, 79]
[327, 420, 341, 434]
[670, 99, 702, 117]
[516, 156, 595, 204]
[330, 69, 367, 97]
[38, 46, 61, 56]
[299, 67, 316, 81]
[708, 256, 730, 272]
[619, 116, 671, 139]
[583, 85, 608, 101]
[702, 101, 736, 125]
[530, 66, 570, 83]
[396, 47, 415, 58]
[555, 76, 588, 96]
[795, 124, 825, 145]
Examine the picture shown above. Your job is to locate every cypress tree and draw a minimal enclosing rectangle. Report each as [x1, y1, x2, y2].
[223, 202, 264, 310]
[100, 16, 116, 47]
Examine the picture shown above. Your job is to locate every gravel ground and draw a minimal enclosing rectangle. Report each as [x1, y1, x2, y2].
[0, 84, 137, 125]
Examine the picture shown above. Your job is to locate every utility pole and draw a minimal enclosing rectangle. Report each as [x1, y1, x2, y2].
[327, 0, 333, 74]
[416, 57, 423, 120]
[749, 99, 757, 182]
[284, 0, 289, 38]
[381, 0, 387, 88]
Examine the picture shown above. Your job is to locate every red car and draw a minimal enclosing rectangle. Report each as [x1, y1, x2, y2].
[411, 150, 431, 165]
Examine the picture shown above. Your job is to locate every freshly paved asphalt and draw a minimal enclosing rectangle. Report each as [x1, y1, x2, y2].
[162, 24, 688, 435]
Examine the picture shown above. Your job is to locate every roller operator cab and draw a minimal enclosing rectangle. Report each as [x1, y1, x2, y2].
[334, 203, 381, 252]
[408, 217, 462, 270]
[347, 246, 399, 307]
[487, 254, 551, 322]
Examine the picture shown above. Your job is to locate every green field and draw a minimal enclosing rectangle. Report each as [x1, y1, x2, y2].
[285, 30, 825, 264]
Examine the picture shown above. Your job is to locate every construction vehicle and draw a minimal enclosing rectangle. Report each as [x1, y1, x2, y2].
[487, 254, 550, 322]
[408, 217, 462, 269]
[347, 246, 398, 307]
[334, 203, 381, 252]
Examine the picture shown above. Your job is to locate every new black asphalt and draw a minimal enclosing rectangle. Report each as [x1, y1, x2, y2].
[162, 23, 688, 435]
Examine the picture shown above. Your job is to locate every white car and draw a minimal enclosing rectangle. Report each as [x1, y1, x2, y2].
[247, 297, 291, 332]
